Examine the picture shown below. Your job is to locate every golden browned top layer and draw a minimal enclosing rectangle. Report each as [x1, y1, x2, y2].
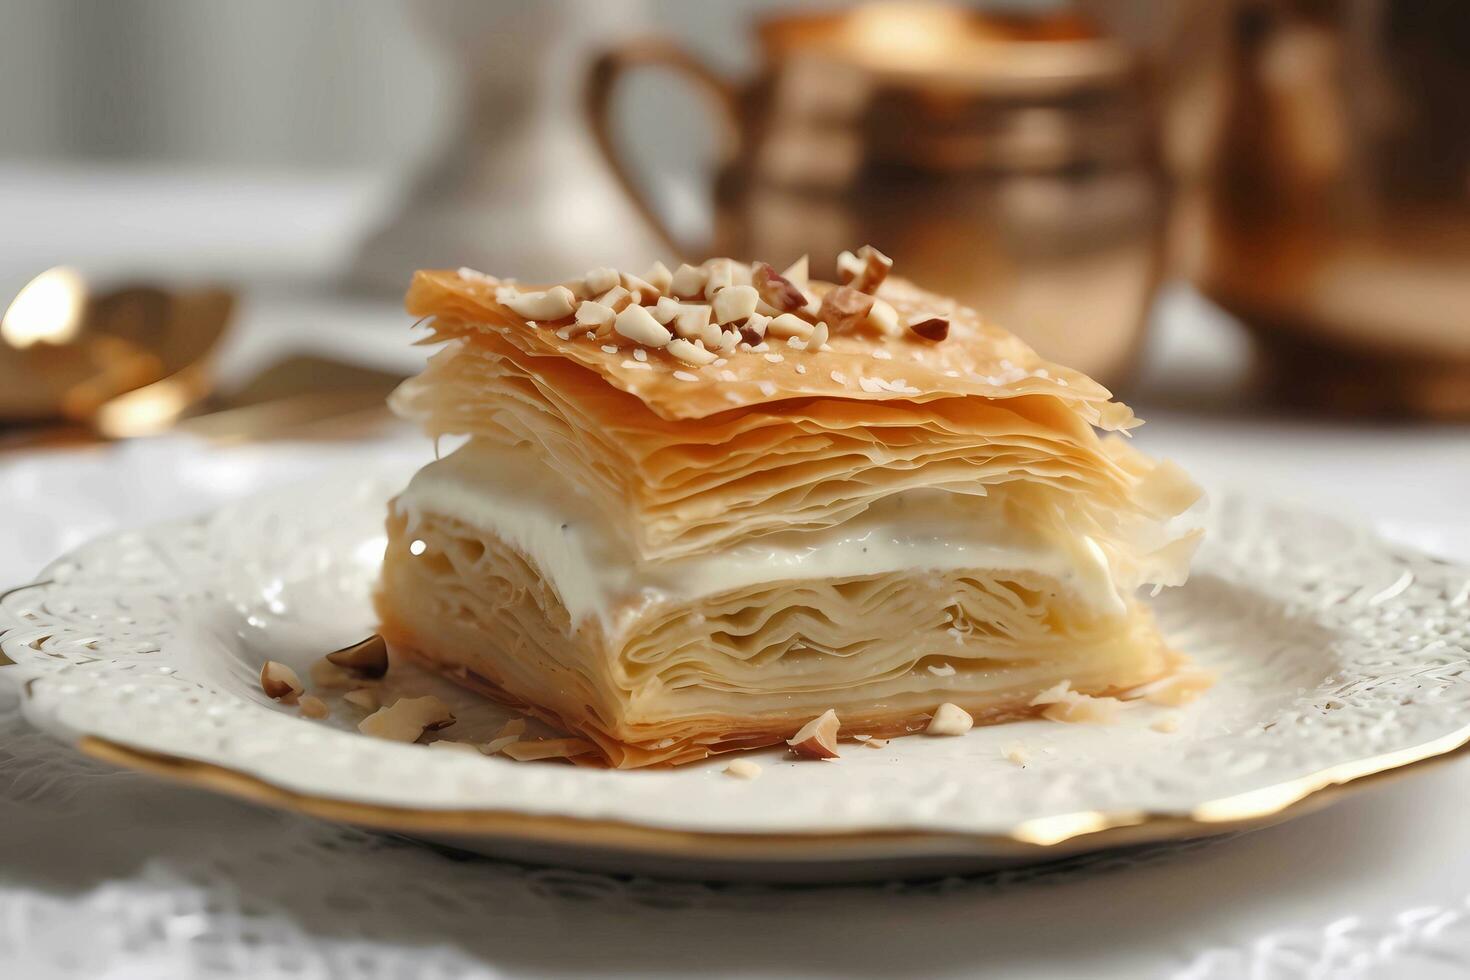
[406, 253, 1134, 427]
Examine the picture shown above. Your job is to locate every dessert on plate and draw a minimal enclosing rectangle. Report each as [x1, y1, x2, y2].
[376, 249, 1202, 767]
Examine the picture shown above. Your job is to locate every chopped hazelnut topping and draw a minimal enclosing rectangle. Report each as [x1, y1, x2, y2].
[560, 276, 590, 300]
[787, 708, 841, 759]
[836, 244, 893, 292]
[670, 262, 708, 299]
[867, 298, 903, 337]
[817, 286, 874, 333]
[614, 304, 672, 347]
[1003, 744, 1030, 766]
[781, 255, 810, 289]
[642, 260, 673, 295]
[358, 695, 456, 743]
[703, 257, 734, 299]
[766, 312, 813, 340]
[325, 634, 389, 679]
[811, 321, 830, 348]
[712, 284, 759, 324]
[584, 266, 619, 295]
[595, 284, 632, 313]
[260, 661, 304, 703]
[926, 702, 974, 736]
[298, 695, 330, 719]
[908, 314, 950, 342]
[673, 370, 700, 382]
[715, 327, 741, 352]
[752, 261, 808, 313]
[342, 688, 379, 711]
[864, 737, 890, 748]
[575, 301, 615, 331]
[724, 758, 762, 780]
[652, 296, 681, 325]
[673, 303, 713, 340]
[668, 338, 719, 366]
[620, 270, 662, 304]
[500, 285, 576, 322]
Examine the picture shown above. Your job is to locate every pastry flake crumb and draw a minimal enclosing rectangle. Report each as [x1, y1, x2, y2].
[1128, 667, 1216, 707]
[927, 663, 956, 677]
[788, 708, 841, 759]
[724, 758, 762, 780]
[926, 702, 974, 736]
[1151, 713, 1181, 733]
[500, 737, 597, 762]
[259, 661, 303, 703]
[1031, 681, 1125, 724]
[357, 695, 456, 742]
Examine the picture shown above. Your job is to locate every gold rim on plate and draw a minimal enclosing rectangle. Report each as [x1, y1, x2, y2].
[77, 723, 1470, 865]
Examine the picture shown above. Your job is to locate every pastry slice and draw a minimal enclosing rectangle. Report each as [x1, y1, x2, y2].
[377, 252, 1202, 766]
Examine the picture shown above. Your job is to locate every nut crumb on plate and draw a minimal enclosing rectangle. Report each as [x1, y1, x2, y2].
[787, 708, 841, 759]
[259, 661, 303, 703]
[926, 702, 974, 736]
[358, 695, 456, 743]
[724, 758, 762, 779]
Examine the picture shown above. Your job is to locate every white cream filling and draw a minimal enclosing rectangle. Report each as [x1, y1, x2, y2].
[393, 439, 1126, 632]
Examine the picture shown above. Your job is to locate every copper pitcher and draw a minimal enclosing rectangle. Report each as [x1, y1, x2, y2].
[586, 4, 1166, 386]
[1169, 0, 1470, 417]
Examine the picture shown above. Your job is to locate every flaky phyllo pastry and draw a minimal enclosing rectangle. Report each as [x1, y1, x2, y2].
[376, 250, 1203, 767]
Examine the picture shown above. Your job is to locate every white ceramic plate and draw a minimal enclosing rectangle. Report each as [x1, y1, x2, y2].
[4, 465, 1469, 882]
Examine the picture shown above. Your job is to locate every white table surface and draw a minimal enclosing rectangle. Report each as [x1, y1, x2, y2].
[2, 164, 1469, 980]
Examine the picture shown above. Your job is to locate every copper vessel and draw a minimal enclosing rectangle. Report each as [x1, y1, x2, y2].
[1170, 0, 1470, 416]
[587, 4, 1165, 385]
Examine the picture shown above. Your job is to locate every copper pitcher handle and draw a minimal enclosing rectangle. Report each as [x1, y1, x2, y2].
[585, 38, 741, 260]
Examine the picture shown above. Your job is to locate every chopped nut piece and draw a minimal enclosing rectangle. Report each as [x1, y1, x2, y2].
[501, 737, 597, 762]
[614, 304, 672, 347]
[724, 758, 762, 780]
[584, 266, 619, 295]
[781, 255, 810, 289]
[501, 285, 576, 322]
[907, 314, 950, 342]
[817, 286, 874, 333]
[309, 658, 356, 689]
[620, 271, 662, 304]
[698, 320, 725, 350]
[575, 300, 616, 331]
[260, 661, 304, 703]
[836, 244, 893, 292]
[867, 298, 903, 337]
[325, 635, 389, 679]
[766, 312, 813, 339]
[652, 296, 681, 325]
[642, 261, 673, 295]
[668, 338, 718, 366]
[787, 708, 841, 759]
[670, 262, 708, 299]
[428, 740, 482, 755]
[703, 257, 735, 299]
[811, 321, 830, 348]
[711, 284, 759, 324]
[863, 737, 890, 749]
[595, 284, 633, 313]
[342, 688, 379, 711]
[715, 328, 741, 352]
[298, 695, 330, 719]
[560, 276, 590, 300]
[1151, 713, 1181, 734]
[673, 303, 713, 339]
[358, 695, 456, 743]
[752, 261, 807, 313]
[926, 702, 974, 736]
[1003, 744, 1031, 766]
